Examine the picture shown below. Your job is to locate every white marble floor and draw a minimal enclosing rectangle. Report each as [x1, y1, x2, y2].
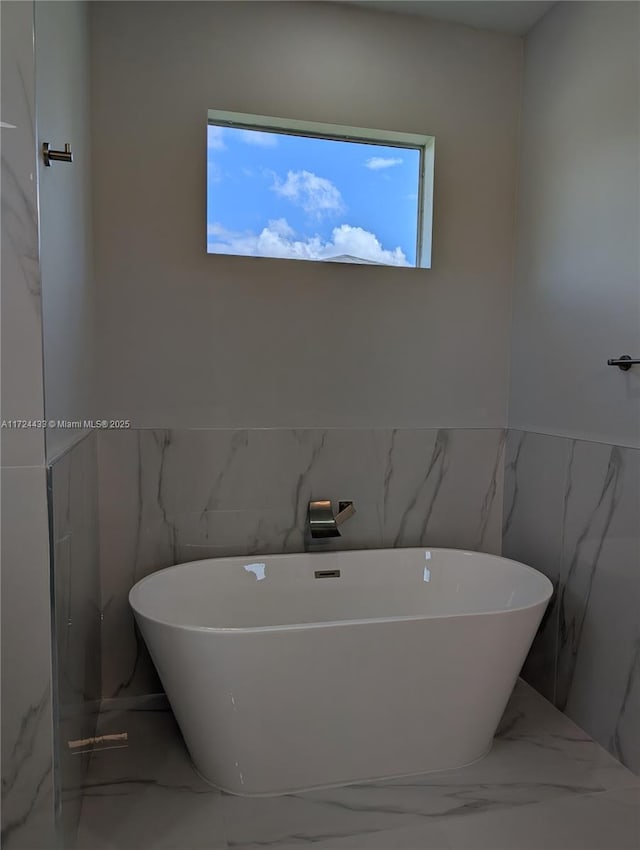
[72, 680, 639, 850]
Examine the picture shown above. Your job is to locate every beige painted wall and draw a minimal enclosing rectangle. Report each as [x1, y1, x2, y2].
[37, 0, 95, 460]
[510, 1, 640, 448]
[90, 1, 522, 428]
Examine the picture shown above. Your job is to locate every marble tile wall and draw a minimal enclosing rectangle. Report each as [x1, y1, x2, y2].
[97, 427, 506, 699]
[503, 430, 640, 774]
[1, 468, 56, 850]
[1, 0, 46, 471]
[1, 3, 56, 847]
[49, 432, 102, 844]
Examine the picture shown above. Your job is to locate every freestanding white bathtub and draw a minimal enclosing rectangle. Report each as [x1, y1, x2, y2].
[129, 548, 552, 796]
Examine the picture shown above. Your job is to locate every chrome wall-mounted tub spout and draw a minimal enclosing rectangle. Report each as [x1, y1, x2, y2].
[308, 500, 356, 538]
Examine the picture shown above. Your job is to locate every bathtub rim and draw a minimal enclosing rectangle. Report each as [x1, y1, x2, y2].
[129, 547, 554, 635]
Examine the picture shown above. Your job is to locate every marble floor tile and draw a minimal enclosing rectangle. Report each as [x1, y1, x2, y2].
[220, 791, 433, 849]
[249, 820, 453, 850]
[74, 680, 640, 850]
[440, 787, 640, 850]
[263, 680, 638, 844]
[75, 785, 226, 850]
[73, 707, 225, 850]
[498, 680, 639, 790]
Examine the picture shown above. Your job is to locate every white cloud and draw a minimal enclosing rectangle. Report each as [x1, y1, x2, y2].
[365, 156, 403, 170]
[207, 219, 409, 266]
[272, 170, 345, 218]
[207, 126, 226, 150]
[328, 224, 408, 265]
[239, 130, 278, 147]
[263, 217, 295, 238]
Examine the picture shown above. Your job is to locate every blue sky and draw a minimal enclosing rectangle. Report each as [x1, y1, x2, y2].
[207, 124, 420, 266]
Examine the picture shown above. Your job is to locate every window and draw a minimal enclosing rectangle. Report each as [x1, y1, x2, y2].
[206, 110, 434, 268]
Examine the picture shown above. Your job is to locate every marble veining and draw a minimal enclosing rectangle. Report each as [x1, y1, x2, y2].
[2, 687, 51, 798]
[611, 639, 640, 771]
[1, 7, 57, 846]
[1, 659, 54, 850]
[1, 686, 53, 847]
[556, 443, 624, 710]
[476, 429, 506, 551]
[501, 429, 526, 539]
[49, 432, 102, 844]
[2, 762, 53, 850]
[1, 151, 40, 305]
[503, 430, 640, 775]
[502, 431, 570, 702]
[72, 680, 640, 850]
[201, 430, 249, 514]
[0, 46, 40, 312]
[98, 427, 506, 699]
[1, 469, 56, 850]
[387, 429, 449, 547]
[381, 428, 505, 551]
[1, 0, 46, 470]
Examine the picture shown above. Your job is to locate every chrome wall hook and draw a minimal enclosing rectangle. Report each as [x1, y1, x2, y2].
[42, 142, 73, 167]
